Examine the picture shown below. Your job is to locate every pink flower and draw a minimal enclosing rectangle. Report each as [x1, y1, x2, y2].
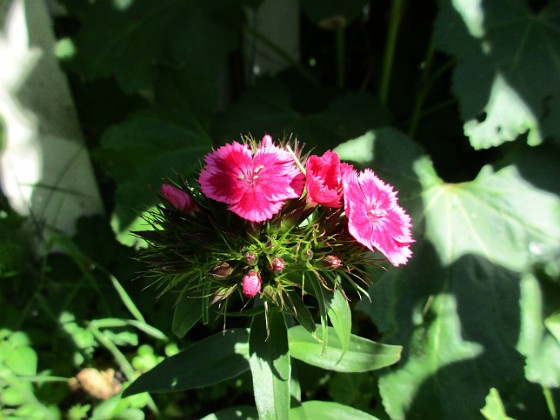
[342, 168, 413, 266]
[242, 269, 262, 298]
[305, 151, 343, 208]
[199, 135, 304, 222]
[160, 184, 199, 215]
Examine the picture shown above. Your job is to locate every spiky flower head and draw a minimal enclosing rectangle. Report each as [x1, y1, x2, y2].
[135, 134, 413, 326]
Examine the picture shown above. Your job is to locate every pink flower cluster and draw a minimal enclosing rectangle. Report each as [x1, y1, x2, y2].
[162, 135, 414, 267]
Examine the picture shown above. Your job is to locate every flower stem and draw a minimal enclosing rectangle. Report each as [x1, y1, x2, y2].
[336, 26, 345, 88]
[379, 0, 404, 105]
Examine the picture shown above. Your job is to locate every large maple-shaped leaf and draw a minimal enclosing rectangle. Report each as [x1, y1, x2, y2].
[434, 0, 560, 149]
[63, 0, 252, 92]
[215, 78, 392, 150]
[97, 113, 212, 246]
[336, 128, 560, 418]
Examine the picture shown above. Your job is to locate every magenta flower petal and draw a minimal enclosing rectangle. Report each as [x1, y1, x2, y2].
[343, 168, 413, 266]
[199, 136, 304, 222]
[306, 151, 342, 208]
[242, 269, 262, 298]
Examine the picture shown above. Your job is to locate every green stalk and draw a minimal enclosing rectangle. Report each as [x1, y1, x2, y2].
[244, 25, 320, 88]
[379, 0, 405, 104]
[336, 26, 345, 88]
[543, 386, 558, 420]
[408, 43, 435, 137]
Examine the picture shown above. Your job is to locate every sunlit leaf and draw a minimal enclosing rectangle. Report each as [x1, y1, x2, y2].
[288, 325, 401, 372]
[249, 309, 291, 420]
[290, 400, 379, 419]
[517, 271, 560, 388]
[327, 288, 351, 355]
[434, 0, 560, 149]
[481, 388, 515, 420]
[354, 129, 560, 418]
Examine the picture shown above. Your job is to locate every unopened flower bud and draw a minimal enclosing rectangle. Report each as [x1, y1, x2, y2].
[244, 251, 258, 266]
[242, 269, 261, 298]
[323, 255, 341, 269]
[209, 262, 233, 279]
[267, 256, 285, 273]
[302, 248, 314, 261]
[160, 184, 199, 215]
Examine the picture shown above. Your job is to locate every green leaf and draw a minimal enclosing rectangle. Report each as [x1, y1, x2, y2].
[172, 296, 202, 338]
[481, 388, 515, 420]
[249, 308, 291, 420]
[285, 290, 317, 335]
[97, 113, 212, 245]
[339, 129, 560, 272]
[352, 129, 560, 418]
[6, 345, 37, 376]
[64, 0, 248, 92]
[201, 406, 259, 420]
[545, 312, 560, 344]
[215, 79, 391, 150]
[290, 400, 378, 420]
[517, 271, 560, 388]
[327, 288, 351, 355]
[434, 0, 560, 148]
[288, 325, 401, 372]
[122, 329, 249, 396]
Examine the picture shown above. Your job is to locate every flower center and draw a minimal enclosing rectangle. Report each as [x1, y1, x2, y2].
[367, 206, 387, 223]
[238, 164, 265, 188]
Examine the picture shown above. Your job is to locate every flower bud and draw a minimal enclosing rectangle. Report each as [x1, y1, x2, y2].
[244, 251, 258, 266]
[160, 184, 199, 215]
[209, 262, 233, 279]
[267, 256, 285, 273]
[323, 255, 341, 269]
[242, 269, 262, 298]
[302, 248, 314, 261]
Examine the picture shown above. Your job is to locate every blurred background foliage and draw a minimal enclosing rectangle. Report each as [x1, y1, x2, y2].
[1, 0, 559, 418]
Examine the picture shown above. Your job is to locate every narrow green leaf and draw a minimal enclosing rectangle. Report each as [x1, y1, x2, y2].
[107, 273, 146, 323]
[290, 400, 378, 420]
[288, 326, 401, 372]
[327, 287, 351, 355]
[89, 318, 167, 341]
[172, 296, 202, 338]
[308, 274, 329, 350]
[249, 308, 291, 420]
[123, 329, 249, 396]
[285, 290, 316, 334]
